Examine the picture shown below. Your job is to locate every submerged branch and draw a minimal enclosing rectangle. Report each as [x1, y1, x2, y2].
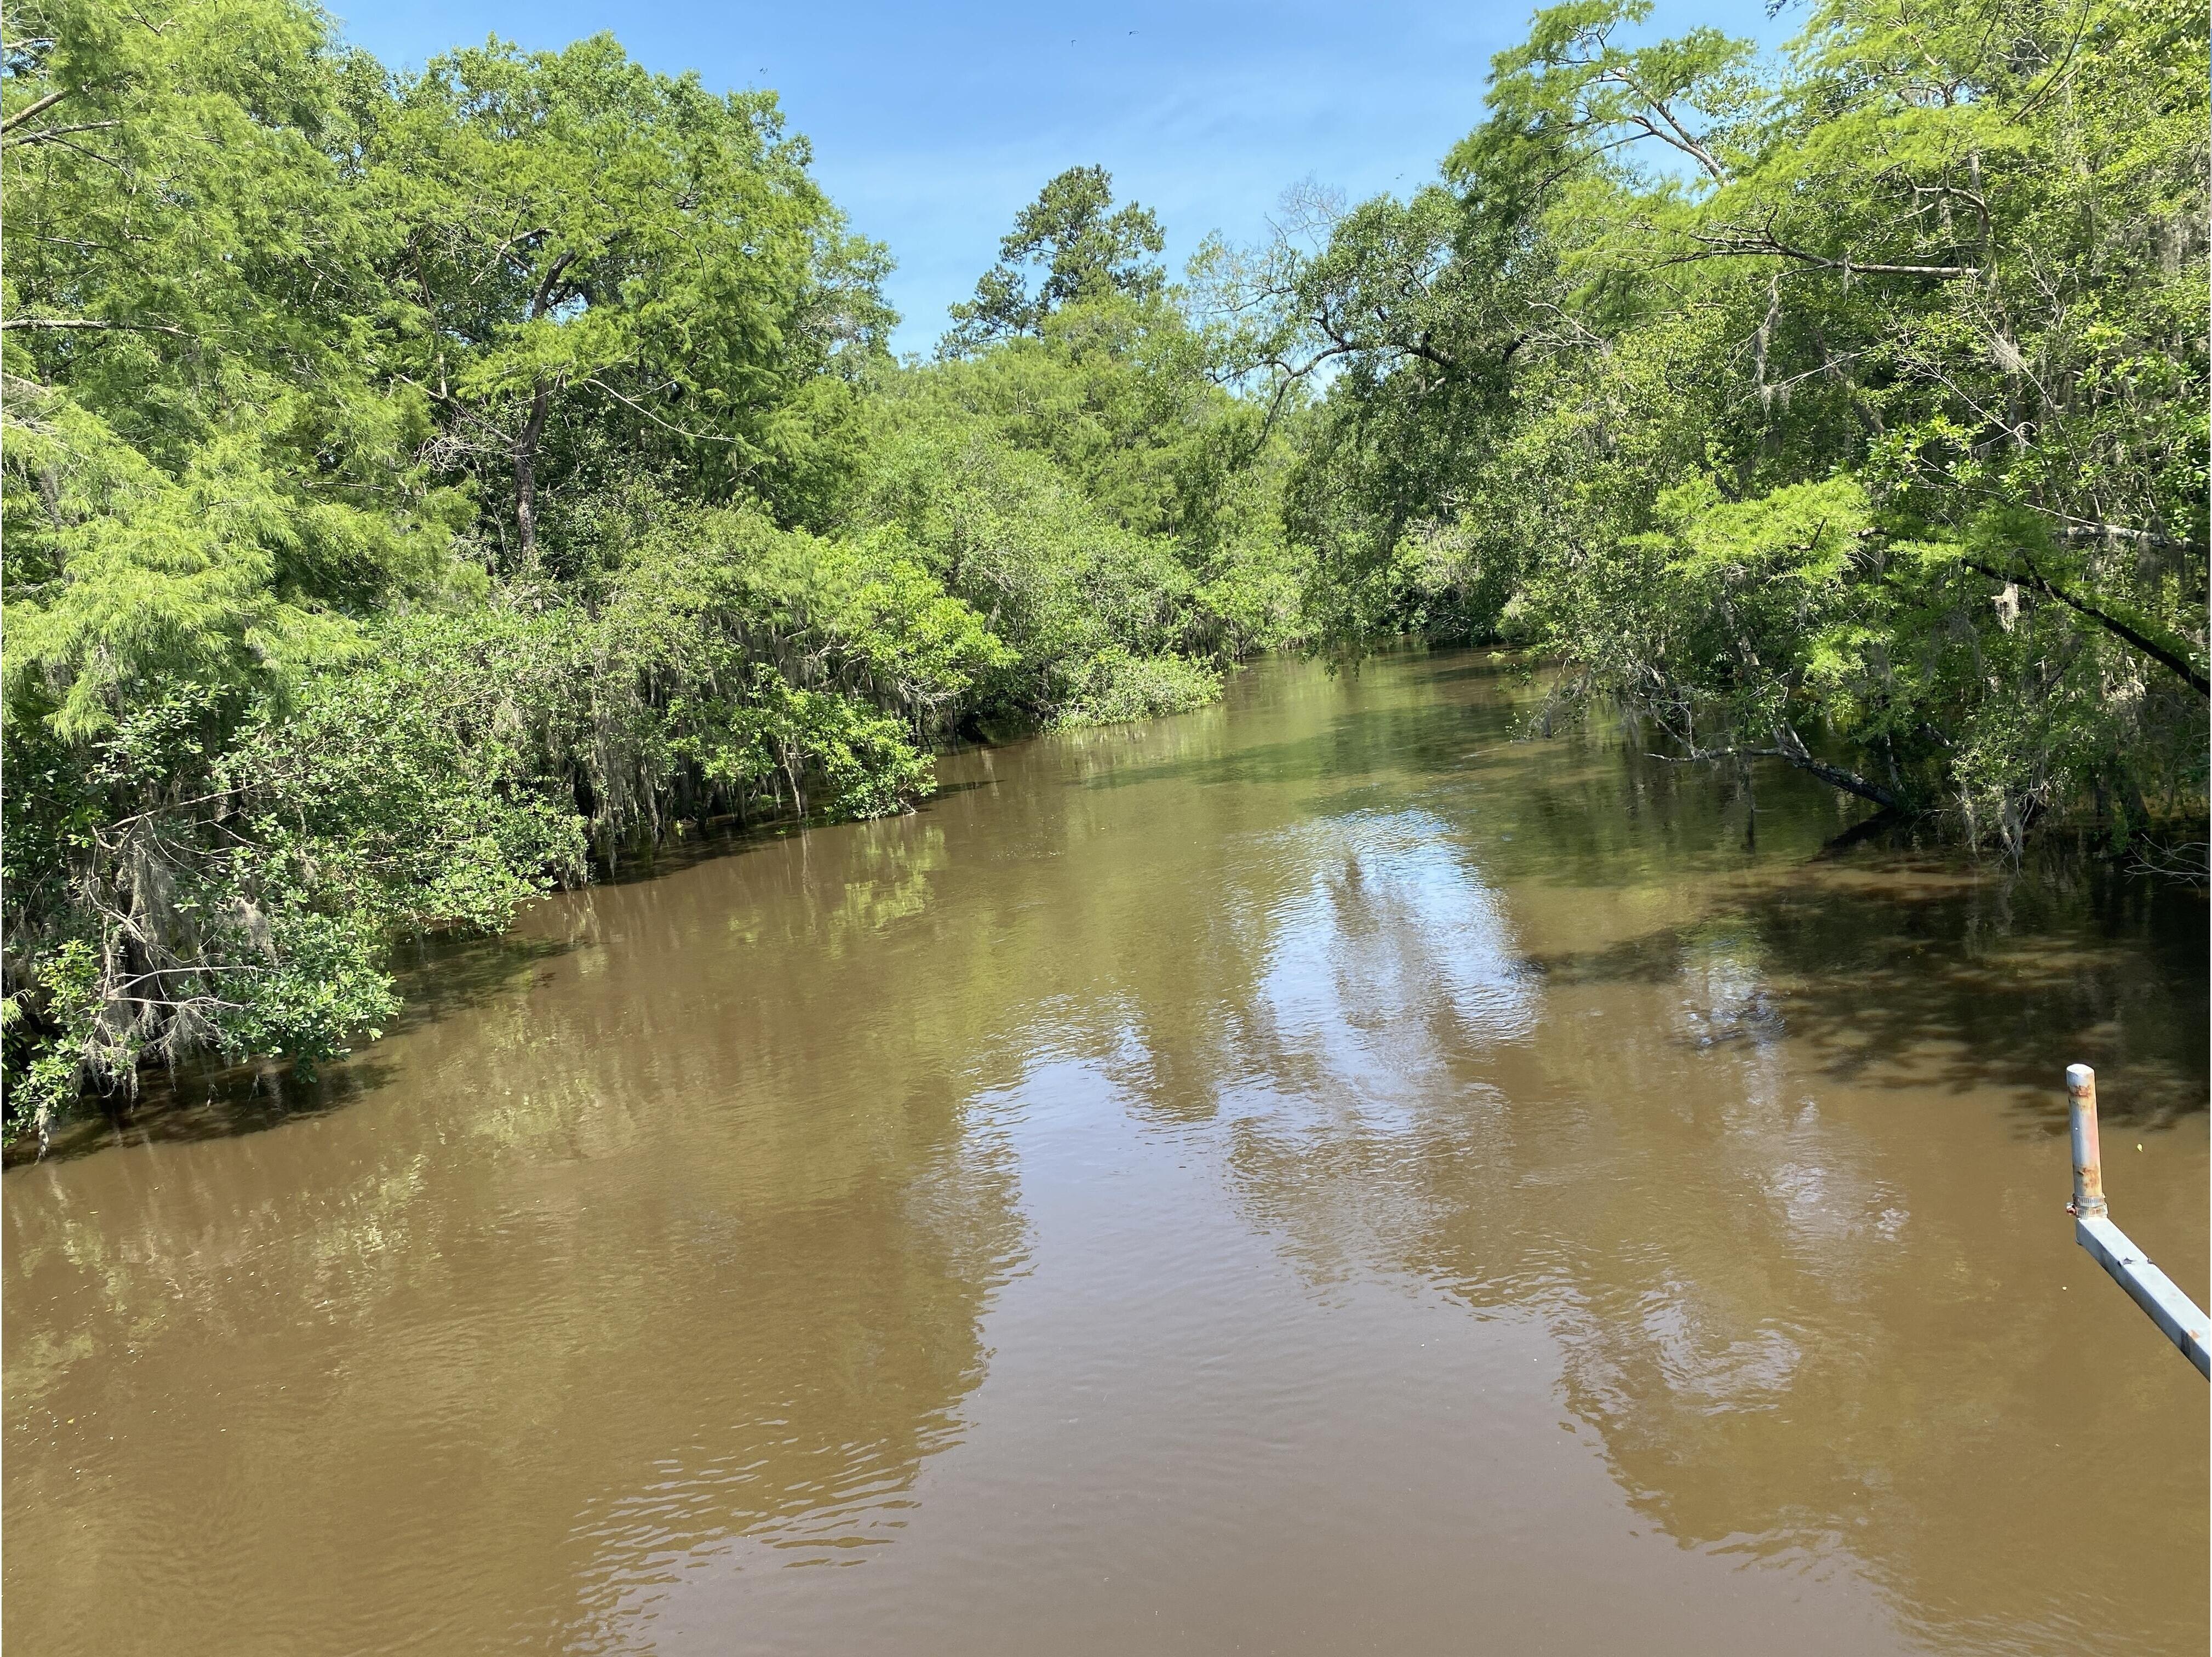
[1649, 737, 1903, 810]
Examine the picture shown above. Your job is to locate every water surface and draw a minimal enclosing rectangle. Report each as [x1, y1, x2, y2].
[7, 650, 2206, 1654]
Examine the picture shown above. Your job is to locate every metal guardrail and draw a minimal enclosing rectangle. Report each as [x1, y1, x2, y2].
[2065, 1063, 2210, 1379]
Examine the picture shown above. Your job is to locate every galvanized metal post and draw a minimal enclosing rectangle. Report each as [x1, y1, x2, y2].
[2066, 1065, 2106, 1218]
[2064, 1063, 2210, 1379]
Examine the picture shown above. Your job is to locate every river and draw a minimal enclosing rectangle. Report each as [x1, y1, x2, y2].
[5, 649, 2206, 1655]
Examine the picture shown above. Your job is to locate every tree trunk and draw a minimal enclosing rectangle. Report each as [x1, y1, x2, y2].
[514, 379, 552, 564]
[513, 249, 579, 569]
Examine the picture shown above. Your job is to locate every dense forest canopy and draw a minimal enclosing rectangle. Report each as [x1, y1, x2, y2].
[2, 0, 2204, 1136]
[1214, 0, 2208, 839]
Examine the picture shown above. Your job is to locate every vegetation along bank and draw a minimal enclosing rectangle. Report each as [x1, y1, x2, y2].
[3, 0, 2203, 1138]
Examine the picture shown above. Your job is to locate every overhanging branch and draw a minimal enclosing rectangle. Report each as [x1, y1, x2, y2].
[1962, 556, 2209, 697]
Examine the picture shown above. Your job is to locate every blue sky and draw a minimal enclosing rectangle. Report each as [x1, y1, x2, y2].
[336, 1, 1792, 357]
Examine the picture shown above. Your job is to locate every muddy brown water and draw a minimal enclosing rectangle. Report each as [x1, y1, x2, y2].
[5, 650, 2207, 1656]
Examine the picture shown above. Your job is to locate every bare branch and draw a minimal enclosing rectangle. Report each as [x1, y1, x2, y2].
[581, 376, 735, 444]
[2, 119, 121, 150]
[1676, 214, 1978, 279]
[1, 86, 72, 134]
[0, 316, 188, 337]
[1607, 73, 1729, 184]
[528, 248, 579, 322]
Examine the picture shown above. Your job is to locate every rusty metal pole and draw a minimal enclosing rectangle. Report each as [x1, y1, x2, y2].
[2066, 1064, 2106, 1220]
[2064, 1063, 2210, 1379]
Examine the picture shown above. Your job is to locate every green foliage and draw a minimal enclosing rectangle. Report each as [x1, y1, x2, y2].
[0, 2, 1290, 1133]
[1247, 0, 2207, 844]
[30, 0, 2196, 1141]
[0, 668, 565, 1136]
[853, 291, 1302, 727]
[0, 489, 1009, 1136]
[1053, 648, 1223, 728]
[944, 166, 1166, 352]
[364, 33, 891, 561]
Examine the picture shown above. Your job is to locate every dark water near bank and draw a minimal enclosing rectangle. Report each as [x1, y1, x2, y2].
[6, 650, 2207, 1655]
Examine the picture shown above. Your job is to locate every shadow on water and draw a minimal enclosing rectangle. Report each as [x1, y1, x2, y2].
[12, 779, 1004, 1164]
[580, 775, 1006, 896]
[14, 927, 576, 1167]
[1078, 699, 1508, 797]
[1522, 847, 2209, 1130]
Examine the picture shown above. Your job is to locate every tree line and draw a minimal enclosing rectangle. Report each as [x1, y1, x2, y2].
[3, 0, 2203, 1137]
[1211, 0, 2207, 845]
